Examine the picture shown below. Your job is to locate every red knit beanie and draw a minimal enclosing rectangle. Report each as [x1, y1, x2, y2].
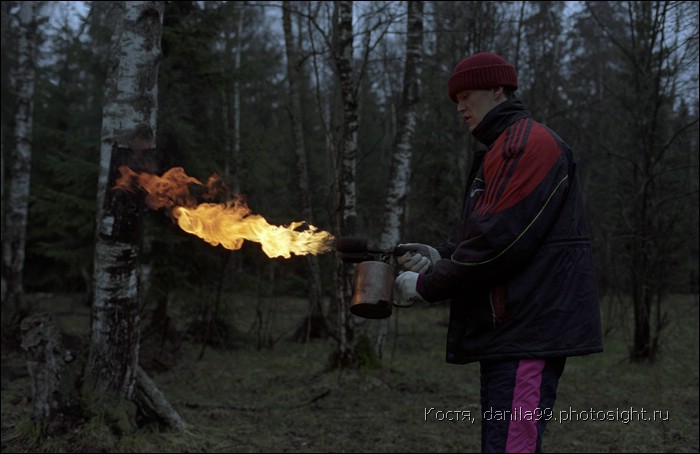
[448, 52, 518, 102]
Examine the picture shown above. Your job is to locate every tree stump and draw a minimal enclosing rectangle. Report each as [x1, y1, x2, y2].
[20, 313, 64, 420]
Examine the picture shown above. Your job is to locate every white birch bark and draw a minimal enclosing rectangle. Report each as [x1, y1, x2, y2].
[2, 1, 38, 313]
[0, 2, 9, 285]
[232, 3, 243, 195]
[332, 0, 358, 365]
[336, 2, 358, 232]
[89, 0, 183, 431]
[95, 2, 161, 223]
[89, 0, 163, 401]
[220, 3, 243, 195]
[376, 1, 424, 357]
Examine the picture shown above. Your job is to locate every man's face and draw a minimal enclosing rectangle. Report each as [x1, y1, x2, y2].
[455, 88, 505, 133]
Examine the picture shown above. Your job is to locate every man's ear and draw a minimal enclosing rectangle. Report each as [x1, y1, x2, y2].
[492, 86, 505, 100]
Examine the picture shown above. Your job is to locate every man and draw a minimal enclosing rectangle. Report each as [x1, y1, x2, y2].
[394, 52, 603, 453]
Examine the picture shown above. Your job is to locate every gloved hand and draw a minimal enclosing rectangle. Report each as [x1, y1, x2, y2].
[396, 243, 441, 273]
[393, 271, 425, 308]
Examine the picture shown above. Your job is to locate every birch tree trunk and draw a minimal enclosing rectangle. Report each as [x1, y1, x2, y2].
[221, 1, 243, 196]
[331, 0, 359, 366]
[375, 1, 424, 358]
[0, 1, 6, 201]
[0, 1, 9, 303]
[232, 3, 244, 195]
[1, 0, 38, 317]
[283, 1, 328, 342]
[87, 0, 184, 431]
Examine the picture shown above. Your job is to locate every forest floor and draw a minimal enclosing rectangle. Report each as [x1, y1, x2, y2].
[1, 291, 699, 453]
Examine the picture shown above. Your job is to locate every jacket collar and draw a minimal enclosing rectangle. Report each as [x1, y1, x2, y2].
[471, 97, 532, 147]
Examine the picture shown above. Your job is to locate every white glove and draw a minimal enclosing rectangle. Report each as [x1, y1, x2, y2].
[393, 271, 425, 308]
[397, 252, 431, 273]
[396, 243, 441, 273]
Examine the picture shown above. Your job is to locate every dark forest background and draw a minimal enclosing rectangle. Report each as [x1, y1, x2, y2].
[3, 0, 698, 350]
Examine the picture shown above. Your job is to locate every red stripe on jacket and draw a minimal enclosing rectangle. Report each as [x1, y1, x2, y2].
[477, 119, 561, 215]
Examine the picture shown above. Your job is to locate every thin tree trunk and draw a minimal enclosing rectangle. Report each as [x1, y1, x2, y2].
[232, 3, 243, 195]
[2, 0, 38, 316]
[0, 2, 10, 302]
[375, 1, 423, 358]
[307, 0, 341, 345]
[221, 2, 244, 196]
[332, 0, 358, 366]
[283, 1, 328, 342]
[218, 3, 245, 283]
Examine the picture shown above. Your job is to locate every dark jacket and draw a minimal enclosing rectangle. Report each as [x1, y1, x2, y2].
[416, 98, 603, 364]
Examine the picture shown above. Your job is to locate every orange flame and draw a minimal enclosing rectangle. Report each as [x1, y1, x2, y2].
[114, 166, 334, 258]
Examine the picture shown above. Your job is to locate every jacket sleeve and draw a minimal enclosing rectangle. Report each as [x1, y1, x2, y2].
[419, 122, 571, 302]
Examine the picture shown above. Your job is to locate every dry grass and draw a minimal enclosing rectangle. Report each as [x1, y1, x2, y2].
[1, 291, 698, 453]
